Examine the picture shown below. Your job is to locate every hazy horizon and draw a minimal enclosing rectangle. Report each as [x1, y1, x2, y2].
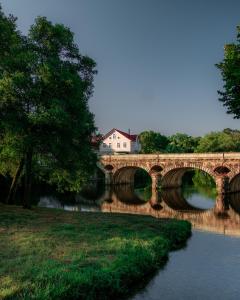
[1, 0, 240, 136]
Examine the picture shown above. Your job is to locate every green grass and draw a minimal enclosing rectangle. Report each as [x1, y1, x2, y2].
[0, 203, 191, 300]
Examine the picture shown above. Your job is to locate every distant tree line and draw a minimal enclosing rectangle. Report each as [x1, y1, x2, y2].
[139, 128, 240, 154]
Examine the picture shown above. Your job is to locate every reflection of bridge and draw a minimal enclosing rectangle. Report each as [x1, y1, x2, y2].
[100, 187, 240, 236]
[99, 153, 240, 194]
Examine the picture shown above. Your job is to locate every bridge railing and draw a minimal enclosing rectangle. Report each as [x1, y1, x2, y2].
[100, 152, 240, 160]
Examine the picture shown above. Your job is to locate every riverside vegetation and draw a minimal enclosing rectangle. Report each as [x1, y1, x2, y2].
[0, 204, 191, 300]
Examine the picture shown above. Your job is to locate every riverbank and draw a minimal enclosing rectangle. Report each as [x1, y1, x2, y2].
[0, 204, 191, 300]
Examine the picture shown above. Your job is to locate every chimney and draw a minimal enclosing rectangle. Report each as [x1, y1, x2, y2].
[128, 128, 131, 135]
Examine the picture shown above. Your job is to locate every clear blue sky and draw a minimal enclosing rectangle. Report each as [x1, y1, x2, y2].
[1, 0, 240, 136]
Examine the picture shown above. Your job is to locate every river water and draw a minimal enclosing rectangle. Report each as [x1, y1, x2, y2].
[132, 231, 240, 300]
[37, 184, 240, 299]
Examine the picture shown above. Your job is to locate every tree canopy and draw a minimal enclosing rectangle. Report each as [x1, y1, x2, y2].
[139, 131, 169, 153]
[166, 133, 200, 153]
[0, 7, 97, 207]
[216, 26, 240, 118]
[195, 130, 240, 153]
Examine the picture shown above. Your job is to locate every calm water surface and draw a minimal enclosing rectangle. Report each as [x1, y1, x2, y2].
[132, 231, 240, 300]
[37, 184, 240, 299]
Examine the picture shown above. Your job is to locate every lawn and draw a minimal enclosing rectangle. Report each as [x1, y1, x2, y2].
[0, 203, 191, 300]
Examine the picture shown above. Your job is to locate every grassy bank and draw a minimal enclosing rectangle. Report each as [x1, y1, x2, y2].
[0, 204, 191, 300]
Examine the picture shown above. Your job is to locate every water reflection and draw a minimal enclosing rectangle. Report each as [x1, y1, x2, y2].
[37, 184, 240, 236]
[38, 195, 100, 212]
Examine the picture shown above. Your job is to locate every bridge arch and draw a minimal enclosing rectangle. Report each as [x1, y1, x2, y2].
[214, 166, 231, 175]
[161, 166, 216, 189]
[113, 165, 150, 185]
[149, 165, 163, 174]
[104, 164, 114, 171]
[229, 173, 240, 193]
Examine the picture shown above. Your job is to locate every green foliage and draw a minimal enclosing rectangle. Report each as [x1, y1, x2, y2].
[139, 131, 169, 153]
[192, 171, 216, 198]
[134, 185, 153, 201]
[138, 131, 200, 154]
[0, 204, 191, 300]
[182, 170, 216, 199]
[0, 7, 97, 202]
[166, 133, 200, 153]
[216, 26, 240, 118]
[195, 130, 240, 152]
[134, 168, 152, 188]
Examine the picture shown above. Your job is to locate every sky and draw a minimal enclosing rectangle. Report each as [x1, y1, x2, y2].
[1, 0, 240, 136]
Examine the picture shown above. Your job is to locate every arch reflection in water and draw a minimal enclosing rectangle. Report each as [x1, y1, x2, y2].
[100, 186, 240, 237]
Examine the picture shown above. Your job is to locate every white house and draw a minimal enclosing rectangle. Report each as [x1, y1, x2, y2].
[99, 128, 141, 154]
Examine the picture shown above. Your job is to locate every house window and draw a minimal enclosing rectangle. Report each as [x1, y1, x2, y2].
[123, 142, 127, 148]
[109, 136, 112, 139]
[113, 134, 116, 139]
[117, 143, 120, 148]
[103, 143, 106, 148]
[109, 143, 111, 147]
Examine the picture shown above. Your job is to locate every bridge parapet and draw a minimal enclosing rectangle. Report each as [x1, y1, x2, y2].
[100, 152, 240, 161]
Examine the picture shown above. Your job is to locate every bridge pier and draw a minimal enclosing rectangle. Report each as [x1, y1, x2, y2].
[151, 173, 161, 190]
[150, 186, 159, 205]
[105, 171, 113, 185]
[214, 194, 229, 216]
[216, 176, 230, 194]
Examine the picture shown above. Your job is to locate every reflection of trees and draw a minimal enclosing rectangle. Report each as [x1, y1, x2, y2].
[134, 185, 152, 201]
[134, 169, 152, 188]
[182, 170, 216, 199]
[79, 183, 105, 201]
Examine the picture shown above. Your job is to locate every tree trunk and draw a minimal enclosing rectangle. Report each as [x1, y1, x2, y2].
[23, 149, 33, 209]
[6, 159, 24, 204]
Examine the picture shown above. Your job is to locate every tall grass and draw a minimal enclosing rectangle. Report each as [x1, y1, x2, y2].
[0, 204, 191, 299]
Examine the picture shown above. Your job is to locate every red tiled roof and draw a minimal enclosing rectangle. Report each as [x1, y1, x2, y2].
[103, 128, 138, 142]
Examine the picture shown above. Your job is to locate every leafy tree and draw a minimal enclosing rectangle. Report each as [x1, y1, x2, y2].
[166, 133, 200, 153]
[0, 6, 25, 202]
[192, 170, 216, 189]
[216, 26, 240, 118]
[139, 131, 169, 153]
[195, 131, 240, 153]
[0, 10, 97, 207]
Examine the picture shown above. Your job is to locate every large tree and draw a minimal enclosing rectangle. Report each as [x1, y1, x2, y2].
[139, 131, 169, 153]
[0, 10, 97, 207]
[0, 6, 24, 202]
[195, 131, 240, 153]
[216, 26, 240, 118]
[166, 133, 200, 153]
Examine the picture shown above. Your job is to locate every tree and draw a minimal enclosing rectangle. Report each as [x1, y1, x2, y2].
[166, 133, 200, 153]
[0, 11, 97, 207]
[139, 131, 169, 153]
[195, 131, 240, 153]
[0, 6, 25, 203]
[216, 26, 240, 118]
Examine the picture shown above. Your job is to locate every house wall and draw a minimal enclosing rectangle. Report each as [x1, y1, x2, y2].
[100, 130, 132, 153]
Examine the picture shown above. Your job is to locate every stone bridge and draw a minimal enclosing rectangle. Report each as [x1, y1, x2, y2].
[99, 153, 240, 194]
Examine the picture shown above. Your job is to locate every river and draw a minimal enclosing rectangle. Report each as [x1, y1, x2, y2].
[36, 183, 240, 299]
[132, 231, 240, 300]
